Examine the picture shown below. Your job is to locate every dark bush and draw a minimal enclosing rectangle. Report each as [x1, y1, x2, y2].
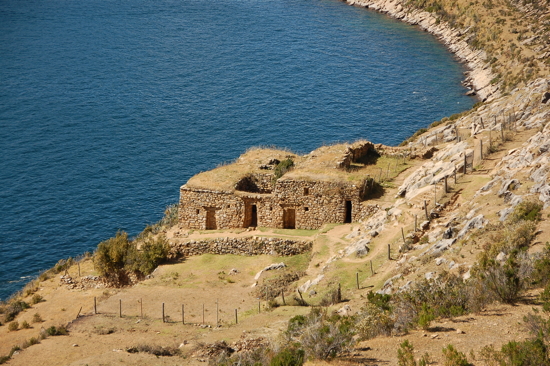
[46, 325, 68, 336]
[270, 347, 305, 366]
[273, 159, 294, 181]
[94, 231, 169, 284]
[4, 300, 30, 322]
[509, 201, 542, 223]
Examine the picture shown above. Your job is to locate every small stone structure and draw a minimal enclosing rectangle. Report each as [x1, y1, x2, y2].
[179, 141, 396, 230]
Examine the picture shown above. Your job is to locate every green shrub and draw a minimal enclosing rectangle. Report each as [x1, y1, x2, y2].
[270, 347, 305, 366]
[442, 344, 469, 366]
[8, 346, 20, 358]
[4, 300, 30, 322]
[32, 313, 43, 323]
[481, 339, 550, 366]
[0, 356, 10, 364]
[94, 231, 169, 284]
[533, 243, 550, 286]
[367, 291, 392, 311]
[127, 235, 170, 276]
[287, 308, 354, 360]
[30, 294, 44, 305]
[46, 325, 68, 336]
[355, 303, 394, 340]
[21, 320, 30, 329]
[8, 321, 18, 331]
[21, 337, 40, 349]
[397, 340, 417, 366]
[417, 303, 435, 330]
[273, 159, 294, 181]
[94, 231, 132, 281]
[509, 201, 542, 223]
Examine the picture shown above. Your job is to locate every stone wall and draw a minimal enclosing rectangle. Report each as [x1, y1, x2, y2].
[274, 179, 363, 229]
[235, 173, 274, 194]
[179, 188, 246, 230]
[169, 237, 312, 258]
[336, 141, 376, 169]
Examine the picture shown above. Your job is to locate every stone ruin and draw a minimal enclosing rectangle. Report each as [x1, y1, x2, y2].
[179, 141, 401, 230]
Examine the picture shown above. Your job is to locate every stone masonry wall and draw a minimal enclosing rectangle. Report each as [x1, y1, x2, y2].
[169, 237, 312, 258]
[274, 179, 364, 229]
[179, 187, 245, 230]
[336, 141, 375, 169]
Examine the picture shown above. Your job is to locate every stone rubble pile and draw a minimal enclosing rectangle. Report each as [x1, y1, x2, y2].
[60, 274, 104, 290]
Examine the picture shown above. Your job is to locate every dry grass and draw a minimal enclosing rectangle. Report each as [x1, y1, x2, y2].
[185, 148, 299, 191]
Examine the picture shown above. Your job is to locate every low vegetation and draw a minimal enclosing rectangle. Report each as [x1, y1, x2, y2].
[93, 231, 170, 285]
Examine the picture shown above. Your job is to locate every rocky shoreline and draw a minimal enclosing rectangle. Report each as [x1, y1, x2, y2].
[345, 0, 498, 101]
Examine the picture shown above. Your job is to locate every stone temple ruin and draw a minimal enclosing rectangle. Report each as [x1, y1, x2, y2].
[179, 141, 398, 230]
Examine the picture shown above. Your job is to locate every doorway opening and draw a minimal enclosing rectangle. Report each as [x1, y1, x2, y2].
[250, 204, 258, 227]
[344, 201, 352, 223]
[283, 208, 296, 229]
[206, 208, 217, 230]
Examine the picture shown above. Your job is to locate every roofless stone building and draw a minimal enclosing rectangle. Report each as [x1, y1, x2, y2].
[179, 141, 394, 230]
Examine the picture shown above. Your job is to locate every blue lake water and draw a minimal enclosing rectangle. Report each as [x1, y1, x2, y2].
[0, 0, 474, 300]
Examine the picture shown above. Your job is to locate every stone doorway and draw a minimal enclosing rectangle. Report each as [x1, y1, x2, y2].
[205, 208, 217, 230]
[283, 208, 295, 229]
[344, 201, 352, 223]
[244, 203, 258, 228]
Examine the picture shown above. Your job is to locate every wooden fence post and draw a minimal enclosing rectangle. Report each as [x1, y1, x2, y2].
[94, 297, 97, 314]
[387, 244, 391, 260]
[480, 140, 483, 160]
[454, 167, 457, 184]
[235, 309, 238, 324]
[464, 153, 467, 174]
[424, 200, 428, 220]
[162, 303, 165, 323]
[119, 299, 122, 318]
[414, 214, 417, 232]
[401, 227, 406, 245]
[370, 260, 374, 276]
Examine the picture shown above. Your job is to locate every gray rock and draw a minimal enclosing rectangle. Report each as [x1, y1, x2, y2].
[436, 257, 446, 266]
[498, 179, 520, 197]
[496, 252, 507, 262]
[457, 214, 487, 239]
[443, 227, 454, 239]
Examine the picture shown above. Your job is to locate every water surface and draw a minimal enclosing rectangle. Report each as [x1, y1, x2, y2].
[0, 0, 474, 299]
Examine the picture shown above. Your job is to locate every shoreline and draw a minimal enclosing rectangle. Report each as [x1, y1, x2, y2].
[345, 0, 498, 102]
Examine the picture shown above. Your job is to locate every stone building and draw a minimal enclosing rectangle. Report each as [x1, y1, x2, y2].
[179, 141, 384, 230]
